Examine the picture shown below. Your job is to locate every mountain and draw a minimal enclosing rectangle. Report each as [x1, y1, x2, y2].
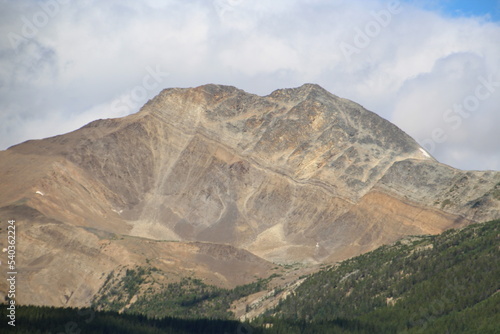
[0, 83, 499, 308]
[257, 219, 500, 333]
[4, 219, 499, 333]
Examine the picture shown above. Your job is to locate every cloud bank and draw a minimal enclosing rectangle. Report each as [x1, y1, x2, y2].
[1, 0, 499, 170]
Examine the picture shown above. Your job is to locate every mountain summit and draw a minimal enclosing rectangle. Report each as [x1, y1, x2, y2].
[1, 84, 499, 307]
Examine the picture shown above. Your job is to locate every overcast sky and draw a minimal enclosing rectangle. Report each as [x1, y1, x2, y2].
[1, 0, 499, 171]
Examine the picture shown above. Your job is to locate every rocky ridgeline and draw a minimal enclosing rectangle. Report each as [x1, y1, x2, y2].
[1, 84, 499, 308]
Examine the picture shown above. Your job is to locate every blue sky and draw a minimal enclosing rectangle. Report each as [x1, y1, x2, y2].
[406, 0, 500, 20]
[1, 0, 500, 171]
[448, 0, 500, 20]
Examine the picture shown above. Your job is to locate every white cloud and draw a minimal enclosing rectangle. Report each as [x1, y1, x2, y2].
[1, 0, 499, 170]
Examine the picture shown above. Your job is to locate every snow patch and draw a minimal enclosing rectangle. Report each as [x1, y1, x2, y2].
[419, 148, 431, 158]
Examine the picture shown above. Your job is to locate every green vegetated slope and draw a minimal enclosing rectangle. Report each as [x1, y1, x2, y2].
[259, 219, 500, 333]
[2, 220, 498, 333]
[92, 266, 273, 320]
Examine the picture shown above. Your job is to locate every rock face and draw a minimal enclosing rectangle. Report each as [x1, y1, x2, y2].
[1, 84, 499, 307]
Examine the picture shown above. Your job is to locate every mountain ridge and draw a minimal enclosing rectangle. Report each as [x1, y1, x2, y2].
[0, 83, 499, 308]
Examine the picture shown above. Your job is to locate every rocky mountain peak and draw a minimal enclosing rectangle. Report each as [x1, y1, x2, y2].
[135, 84, 433, 201]
[0, 84, 498, 310]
